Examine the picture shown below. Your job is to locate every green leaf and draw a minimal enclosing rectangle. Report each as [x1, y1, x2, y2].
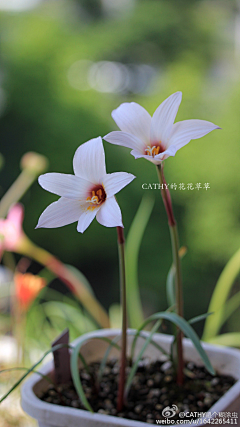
[125, 196, 154, 328]
[0, 343, 71, 404]
[202, 248, 240, 341]
[97, 337, 121, 384]
[166, 246, 187, 308]
[0, 367, 54, 386]
[217, 291, 240, 330]
[42, 301, 96, 333]
[126, 320, 162, 396]
[65, 264, 95, 296]
[130, 321, 168, 362]
[189, 312, 213, 325]
[166, 265, 175, 307]
[207, 333, 240, 347]
[70, 335, 126, 412]
[138, 312, 215, 376]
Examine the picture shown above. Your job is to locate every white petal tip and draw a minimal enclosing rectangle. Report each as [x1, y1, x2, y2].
[35, 221, 43, 229]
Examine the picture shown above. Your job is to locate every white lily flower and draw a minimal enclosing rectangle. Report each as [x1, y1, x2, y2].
[36, 137, 135, 233]
[104, 92, 220, 165]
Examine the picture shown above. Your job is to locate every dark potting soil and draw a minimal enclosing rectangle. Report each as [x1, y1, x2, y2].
[40, 358, 236, 424]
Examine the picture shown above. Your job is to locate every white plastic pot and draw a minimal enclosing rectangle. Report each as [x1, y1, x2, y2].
[21, 329, 240, 427]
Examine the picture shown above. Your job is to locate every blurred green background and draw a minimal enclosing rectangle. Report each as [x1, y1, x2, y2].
[0, 0, 239, 332]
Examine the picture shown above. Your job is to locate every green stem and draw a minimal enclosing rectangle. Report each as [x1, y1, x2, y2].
[156, 164, 184, 385]
[0, 152, 48, 218]
[116, 226, 127, 412]
[0, 170, 35, 217]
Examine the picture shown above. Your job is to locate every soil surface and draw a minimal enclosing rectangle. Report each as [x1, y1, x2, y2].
[40, 358, 236, 424]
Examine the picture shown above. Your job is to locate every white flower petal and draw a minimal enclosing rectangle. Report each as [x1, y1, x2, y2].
[77, 208, 99, 233]
[168, 119, 220, 149]
[38, 173, 90, 199]
[73, 137, 106, 183]
[150, 145, 178, 164]
[104, 131, 146, 153]
[102, 172, 135, 198]
[150, 92, 182, 145]
[96, 197, 123, 228]
[130, 145, 178, 165]
[36, 198, 82, 229]
[130, 150, 162, 165]
[111, 102, 151, 144]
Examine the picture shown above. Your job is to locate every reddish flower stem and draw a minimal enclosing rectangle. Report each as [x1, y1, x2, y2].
[156, 164, 184, 385]
[116, 226, 127, 412]
[16, 236, 110, 328]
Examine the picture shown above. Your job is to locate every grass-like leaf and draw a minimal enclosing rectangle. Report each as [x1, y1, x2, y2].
[219, 291, 240, 327]
[166, 246, 187, 308]
[0, 367, 54, 386]
[206, 333, 240, 347]
[0, 343, 71, 404]
[71, 335, 128, 412]
[126, 320, 162, 396]
[135, 312, 215, 376]
[65, 264, 95, 296]
[97, 337, 121, 384]
[202, 248, 240, 341]
[125, 196, 154, 328]
[166, 265, 176, 308]
[189, 312, 213, 325]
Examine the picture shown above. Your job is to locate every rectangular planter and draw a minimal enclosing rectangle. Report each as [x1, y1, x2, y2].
[21, 329, 240, 427]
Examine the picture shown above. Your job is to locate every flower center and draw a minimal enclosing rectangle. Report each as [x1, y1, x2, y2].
[145, 144, 164, 157]
[86, 185, 106, 210]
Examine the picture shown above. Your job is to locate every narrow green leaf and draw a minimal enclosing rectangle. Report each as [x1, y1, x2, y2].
[36, 268, 55, 285]
[218, 291, 240, 329]
[65, 264, 95, 296]
[202, 248, 240, 341]
[206, 333, 240, 347]
[130, 322, 168, 361]
[125, 196, 154, 328]
[139, 312, 215, 375]
[126, 320, 162, 396]
[189, 312, 213, 325]
[97, 337, 121, 384]
[70, 336, 125, 412]
[0, 367, 54, 385]
[0, 343, 71, 404]
[166, 246, 187, 308]
[166, 265, 175, 307]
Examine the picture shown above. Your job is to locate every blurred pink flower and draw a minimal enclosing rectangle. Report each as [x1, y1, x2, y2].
[0, 204, 24, 257]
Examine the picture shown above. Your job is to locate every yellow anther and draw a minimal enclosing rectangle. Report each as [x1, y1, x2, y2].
[145, 145, 161, 157]
[152, 146, 160, 156]
[96, 189, 102, 198]
[145, 146, 156, 157]
[86, 186, 106, 207]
